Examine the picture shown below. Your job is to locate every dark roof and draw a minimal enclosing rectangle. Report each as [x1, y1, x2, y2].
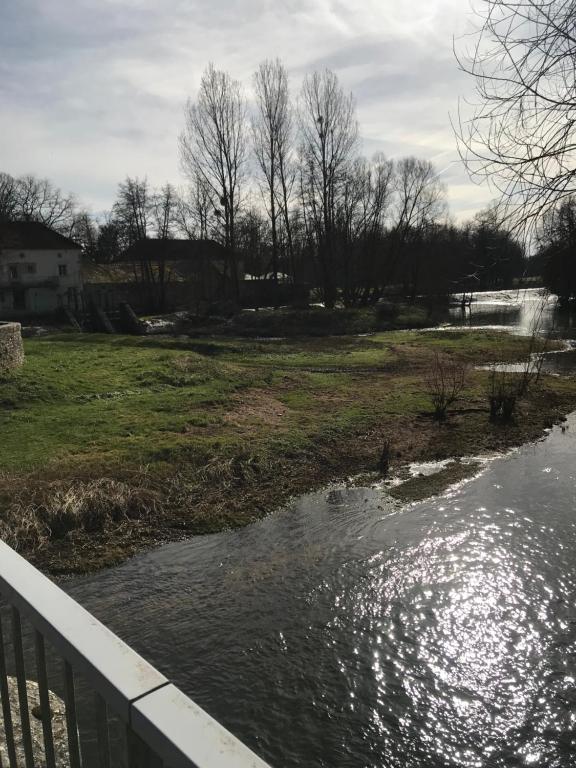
[120, 238, 227, 262]
[0, 220, 81, 251]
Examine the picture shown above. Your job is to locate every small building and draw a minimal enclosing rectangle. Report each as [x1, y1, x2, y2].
[0, 221, 82, 316]
[83, 238, 240, 315]
[119, 238, 238, 302]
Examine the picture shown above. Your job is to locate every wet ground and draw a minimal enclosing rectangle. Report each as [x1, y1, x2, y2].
[61, 289, 576, 767]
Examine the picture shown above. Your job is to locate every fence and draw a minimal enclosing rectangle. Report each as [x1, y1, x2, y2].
[0, 541, 271, 768]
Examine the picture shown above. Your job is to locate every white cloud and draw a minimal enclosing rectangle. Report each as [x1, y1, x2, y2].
[0, 0, 492, 219]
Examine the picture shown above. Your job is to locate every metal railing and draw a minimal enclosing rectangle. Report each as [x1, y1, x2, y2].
[0, 541, 271, 767]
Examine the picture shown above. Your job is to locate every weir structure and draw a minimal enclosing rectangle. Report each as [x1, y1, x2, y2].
[0, 541, 271, 767]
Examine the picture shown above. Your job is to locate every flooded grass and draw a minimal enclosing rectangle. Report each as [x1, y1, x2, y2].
[1, 330, 575, 572]
[388, 459, 482, 502]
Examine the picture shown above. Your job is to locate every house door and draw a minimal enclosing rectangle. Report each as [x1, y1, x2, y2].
[12, 288, 26, 311]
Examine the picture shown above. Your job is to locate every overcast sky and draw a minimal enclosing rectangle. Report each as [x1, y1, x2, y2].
[0, 0, 493, 221]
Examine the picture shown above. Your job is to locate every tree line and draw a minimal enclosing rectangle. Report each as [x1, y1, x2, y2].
[1, 60, 528, 307]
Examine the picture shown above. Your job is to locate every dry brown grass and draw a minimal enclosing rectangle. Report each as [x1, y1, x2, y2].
[0, 479, 161, 553]
[224, 389, 288, 426]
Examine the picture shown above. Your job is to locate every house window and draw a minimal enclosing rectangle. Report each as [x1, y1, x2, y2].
[58, 264, 68, 277]
[25, 263, 37, 274]
[9, 266, 18, 279]
[19, 253, 25, 259]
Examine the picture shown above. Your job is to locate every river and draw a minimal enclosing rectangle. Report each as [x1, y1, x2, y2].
[64, 289, 576, 768]
[449, 288, 576, 339]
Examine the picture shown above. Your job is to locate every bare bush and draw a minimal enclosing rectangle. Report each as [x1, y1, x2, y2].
[487, 367, 518, 423]
[425, 353, 468, 420]
[487, 291, 553, 422]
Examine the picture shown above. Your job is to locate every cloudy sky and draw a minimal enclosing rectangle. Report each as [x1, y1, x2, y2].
[0, 0, 493, 221]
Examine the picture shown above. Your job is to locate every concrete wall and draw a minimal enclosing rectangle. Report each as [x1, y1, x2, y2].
[0, 323, 24, 371]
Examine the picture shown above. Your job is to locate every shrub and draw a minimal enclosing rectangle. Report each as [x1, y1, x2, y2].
[425, 352, 468, 420]
[487, 368, 518, 422]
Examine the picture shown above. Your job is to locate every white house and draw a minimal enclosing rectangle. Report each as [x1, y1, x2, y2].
[0, 221, 83, 316]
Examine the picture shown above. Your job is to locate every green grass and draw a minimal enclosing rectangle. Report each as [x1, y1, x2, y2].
[0, 329, 550, 476]
[0, 335, 253, 471]
[4, 328, 576, 572]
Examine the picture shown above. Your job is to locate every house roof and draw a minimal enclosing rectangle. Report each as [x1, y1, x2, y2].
[0, 221, 81, 251]
[120, 238, 227, 262]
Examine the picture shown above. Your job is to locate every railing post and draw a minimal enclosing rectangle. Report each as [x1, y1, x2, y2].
[11, 607, 35, 768]
[0, 541, 273, 768]
[0, 612, 18, 768]
[95, 692, 111, 768]
[34, 630, 56, 768]
[63, 660, 83, 768]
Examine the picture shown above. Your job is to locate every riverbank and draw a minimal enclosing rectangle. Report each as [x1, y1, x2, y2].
[2, 330, 575, 574]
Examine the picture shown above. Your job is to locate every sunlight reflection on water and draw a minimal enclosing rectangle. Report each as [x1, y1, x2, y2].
[449, 288, 576, 338]
[63, 337, 576, 768]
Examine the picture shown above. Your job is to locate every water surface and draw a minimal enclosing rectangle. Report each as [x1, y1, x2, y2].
[449, 288, 576, 339]
[65, 418, 576, 767]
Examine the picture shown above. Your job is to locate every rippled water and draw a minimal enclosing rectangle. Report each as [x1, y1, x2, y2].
[449, 288, 576, 339]
[65, 414, 576, 767]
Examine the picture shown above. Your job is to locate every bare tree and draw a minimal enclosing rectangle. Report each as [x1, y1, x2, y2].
[364, 154, 396, 300]
[110, 180, 181, 308]
[153, 183, 178, 240]
[96, 220, 122, 263]
[277, 89, 297, 283]
[6, 175, 77, 233]
[537, 196, 576, 300]
[152, 183, 179, 310]
[252, 59, 295, 293]
[299, 69, 358, 307]
[236, 207, 270, 280]
[455, 0, 576, 232]
[175, 177, 213, 240]
[338, 154, 395, 305]
[70, 211, 98, 259]
[469, 204, 525, 288]
[0, 173, 18, 221]
[112, 177, 153, 289]
[180, 64, 247, 301]
[394, 157, 446, 238]
[113, 176, 151, 246]
[392, 157, 446, 298]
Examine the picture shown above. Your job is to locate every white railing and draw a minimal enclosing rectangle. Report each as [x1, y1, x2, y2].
[0, 541, 271, 768]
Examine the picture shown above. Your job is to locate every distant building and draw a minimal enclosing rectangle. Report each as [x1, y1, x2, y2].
[0, 221, 82, 316]
[119, 238, 239, 301]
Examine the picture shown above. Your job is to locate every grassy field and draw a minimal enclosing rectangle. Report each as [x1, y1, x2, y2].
[2, 329, 576, 572]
